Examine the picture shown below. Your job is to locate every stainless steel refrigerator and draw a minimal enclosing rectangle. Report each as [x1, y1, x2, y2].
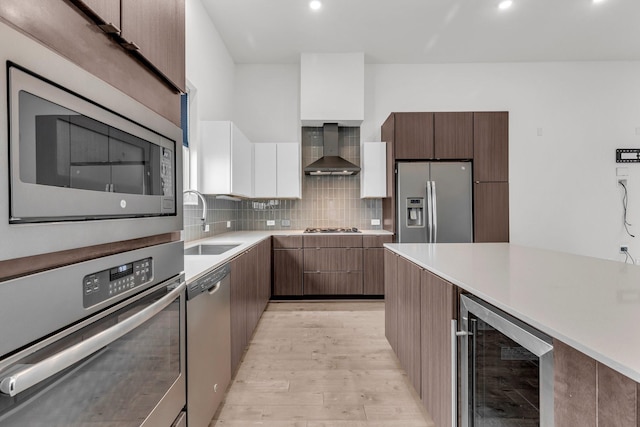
[396, 161, 473, 243]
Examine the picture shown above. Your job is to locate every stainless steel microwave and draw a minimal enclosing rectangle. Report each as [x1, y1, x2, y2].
[9, 64, 176, 222]
[0, 19, 182, 261]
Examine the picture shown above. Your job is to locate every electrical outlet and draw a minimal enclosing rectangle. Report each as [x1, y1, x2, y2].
[266, 220, 276, 226]
[204, 224, 210, 232]
[621, 245, 629, 254]
[226, 221, 231, 228]
[371, 219, 381, 226]
[282, 219, 291, 227]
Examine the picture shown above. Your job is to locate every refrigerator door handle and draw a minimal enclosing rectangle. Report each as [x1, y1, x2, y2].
[432, 180, 438, 243]
[426, 180, 433, 242]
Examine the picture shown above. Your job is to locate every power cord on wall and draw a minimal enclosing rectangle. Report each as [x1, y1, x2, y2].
[619, 180, 635, 238]
[623, 248, 637, 265]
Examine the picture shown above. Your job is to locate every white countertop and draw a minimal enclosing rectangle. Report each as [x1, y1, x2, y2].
[385, 242, 640, 383]
[184, 229, 392, 283]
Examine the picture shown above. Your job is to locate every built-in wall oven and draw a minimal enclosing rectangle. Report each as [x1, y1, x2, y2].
[0, 241, 186, 426]
[0, 20, 182, 261]
[459, 295, 554, 427]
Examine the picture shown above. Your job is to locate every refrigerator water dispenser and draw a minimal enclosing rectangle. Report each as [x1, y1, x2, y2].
[406, 198, 424, 227]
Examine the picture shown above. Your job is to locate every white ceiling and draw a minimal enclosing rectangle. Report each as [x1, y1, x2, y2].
[201, 0, 640, 64]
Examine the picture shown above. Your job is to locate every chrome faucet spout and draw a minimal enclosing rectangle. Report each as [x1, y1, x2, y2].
[183, 190, 207, 231]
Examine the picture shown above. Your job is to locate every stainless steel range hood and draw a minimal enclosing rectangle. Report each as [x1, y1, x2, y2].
[304, 123, 361, 176]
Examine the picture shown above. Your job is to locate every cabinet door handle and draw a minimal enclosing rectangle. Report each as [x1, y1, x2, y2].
[122, 41, 141, 51]
[98, 22, 121, 34]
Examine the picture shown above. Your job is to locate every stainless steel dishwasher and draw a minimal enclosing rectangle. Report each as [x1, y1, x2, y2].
[187, 264, 231, 427]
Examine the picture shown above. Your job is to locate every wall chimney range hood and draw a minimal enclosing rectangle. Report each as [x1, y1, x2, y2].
[304, 124, 361, 176]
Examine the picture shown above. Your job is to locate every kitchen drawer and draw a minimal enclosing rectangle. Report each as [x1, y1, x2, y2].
[363, 235, 394, 248]
[303, 248, 362, 272]
[303, 271, 363, 295]
[302, 235, 363, 248]
[273, 235, 303, 249]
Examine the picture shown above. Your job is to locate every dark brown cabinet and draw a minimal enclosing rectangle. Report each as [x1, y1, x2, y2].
[78, 0, 120, 27]
[121, 0, 185, 92]
[0, 1, 181, 125]
[396, 257, 422, 395]
[394, 113, 434, 160]
[272, 235, 303, 296]
[230, 250, 248, 374]
[302, 235, 363, 295]
[256, 238, 271, 315]
[363, 235, 393, 295]
[70, 0, 186, 92]
[421, 270, 456, 427]
[229, 238, 272, 374]
[474, 182, 509, 242]
[381, 110, 510, 241]
[473, 112, 509, 182]
[385, 251, 458, 420]
[434, 112, 473, 159]
[384, 249, 398, 354]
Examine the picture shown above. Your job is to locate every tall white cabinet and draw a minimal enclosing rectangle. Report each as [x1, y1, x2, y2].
[360, 142, 387, 198]
[253, 143, 301, 199]
[199, 121, 253, 198]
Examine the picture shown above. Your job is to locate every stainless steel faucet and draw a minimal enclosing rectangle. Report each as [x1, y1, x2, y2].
[183, 190, 207, 231]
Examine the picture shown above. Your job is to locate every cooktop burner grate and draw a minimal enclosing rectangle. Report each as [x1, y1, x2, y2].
[304, 227, 361, 233]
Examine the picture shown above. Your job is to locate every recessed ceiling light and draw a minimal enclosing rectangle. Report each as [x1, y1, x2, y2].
[309, 0, 322, 10]
[592, 0, 606, 3]
[498, 0, 513, 10]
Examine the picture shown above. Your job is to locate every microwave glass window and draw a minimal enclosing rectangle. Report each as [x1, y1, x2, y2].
[19, 91, 163, 196]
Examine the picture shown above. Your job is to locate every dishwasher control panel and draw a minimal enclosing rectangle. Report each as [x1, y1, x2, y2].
[83, 257, 153, 307]
[187, 264, 230, 300]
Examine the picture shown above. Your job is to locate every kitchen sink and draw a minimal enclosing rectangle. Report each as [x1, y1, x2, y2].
[184, 244, 241, 256]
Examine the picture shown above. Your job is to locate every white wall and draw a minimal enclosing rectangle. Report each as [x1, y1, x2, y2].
[233, 64, 300, 142]
[235, 61, 640, 261]
[185, 0, 235, 189]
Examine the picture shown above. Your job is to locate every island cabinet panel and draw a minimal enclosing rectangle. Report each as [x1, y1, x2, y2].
[394, 113, 434, 160]
[396, 257, 422, 395]
[553, 339, 640, 427]
[363, 235, 394, 295]
[434, 112, 474, 159]
[421, 270, 455, 427]
[597, 363, 637, 427]
[384, 250, 399, 353]
[272, 236, 303, 296]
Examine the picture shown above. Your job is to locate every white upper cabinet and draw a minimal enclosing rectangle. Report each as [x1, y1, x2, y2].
[360, 142, 387, 198]
[253, 143, 301, 199]
[200, 121, 253, 198]
[276, 143, 301, 198]
[300, 53, 364, 126]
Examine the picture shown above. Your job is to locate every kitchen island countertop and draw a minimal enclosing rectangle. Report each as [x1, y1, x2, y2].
[384, 242, 640, 382]
[184, 229, 392, 283]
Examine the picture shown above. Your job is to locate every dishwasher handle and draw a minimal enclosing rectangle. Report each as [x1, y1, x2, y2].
[0, 281, 186, 397]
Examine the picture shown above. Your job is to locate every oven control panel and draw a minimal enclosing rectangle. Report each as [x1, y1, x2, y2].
[83, 257, 152, 308]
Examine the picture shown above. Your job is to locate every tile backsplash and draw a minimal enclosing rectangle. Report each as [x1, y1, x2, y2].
[184, 126, 382, 241]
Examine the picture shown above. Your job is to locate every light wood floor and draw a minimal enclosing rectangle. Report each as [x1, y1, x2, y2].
[210, 301, 435, 427]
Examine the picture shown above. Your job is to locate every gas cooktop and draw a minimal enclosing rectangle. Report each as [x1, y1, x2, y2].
[303, 227, 361, 233]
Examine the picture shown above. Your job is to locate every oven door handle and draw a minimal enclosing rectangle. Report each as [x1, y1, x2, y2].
[0, 281, 185, 397]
